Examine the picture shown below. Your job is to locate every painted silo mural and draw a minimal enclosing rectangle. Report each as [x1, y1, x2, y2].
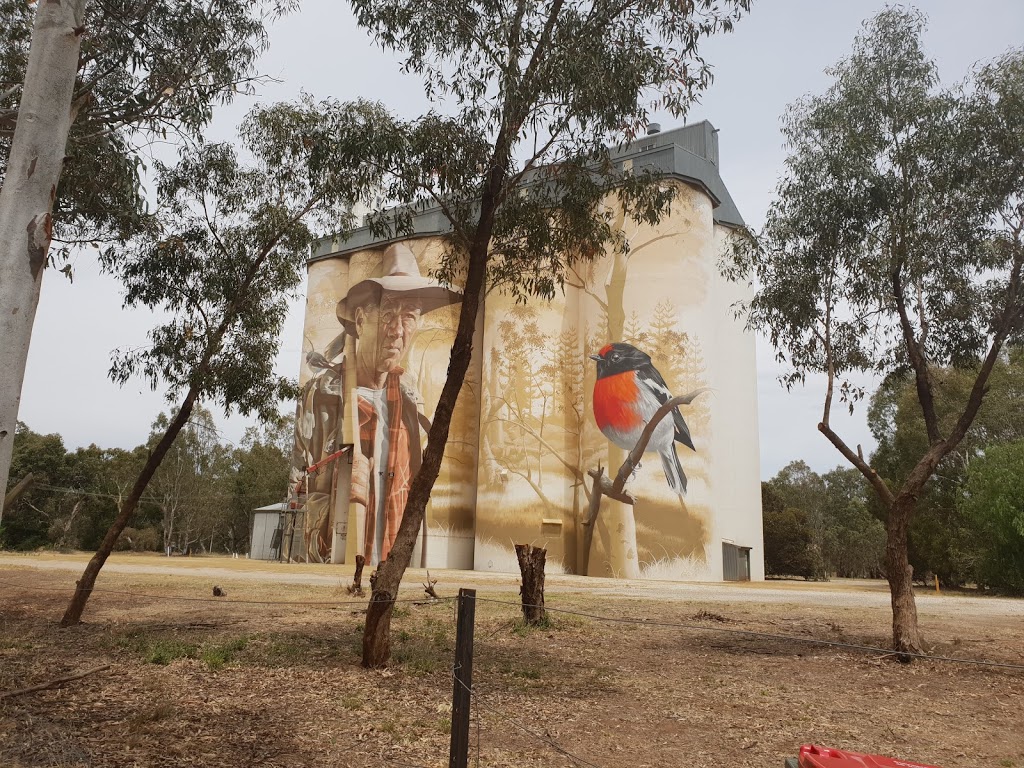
[475, 185, 715, 579]
[291, 122, 765, 582]
[292, 238, 479, 568]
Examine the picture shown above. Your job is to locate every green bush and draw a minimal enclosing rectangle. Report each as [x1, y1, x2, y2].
[763, 506, 815, 579]
[959, 441, 1024, 594]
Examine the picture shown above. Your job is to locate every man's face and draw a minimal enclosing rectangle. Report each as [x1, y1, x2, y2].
[354, 294, 423, 377]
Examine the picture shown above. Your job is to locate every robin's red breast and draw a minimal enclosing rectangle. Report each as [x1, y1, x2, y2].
[590, 342, 695, 496]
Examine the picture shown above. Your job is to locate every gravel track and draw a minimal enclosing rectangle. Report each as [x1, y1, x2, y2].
[2, 553, 1021, 617]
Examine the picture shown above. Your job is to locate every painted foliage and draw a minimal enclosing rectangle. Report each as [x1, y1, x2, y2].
[475, 183, 714, 578]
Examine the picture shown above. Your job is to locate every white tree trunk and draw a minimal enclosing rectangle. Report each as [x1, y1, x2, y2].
[0, 0, 87, 524]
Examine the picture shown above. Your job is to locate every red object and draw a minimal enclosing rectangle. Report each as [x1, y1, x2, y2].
[798, 745, 942, 768]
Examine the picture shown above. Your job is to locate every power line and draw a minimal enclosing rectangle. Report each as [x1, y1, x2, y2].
[474, 597, 1024, 672]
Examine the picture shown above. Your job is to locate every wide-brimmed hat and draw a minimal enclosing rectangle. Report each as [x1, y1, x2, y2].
[336, 243, 462, 330]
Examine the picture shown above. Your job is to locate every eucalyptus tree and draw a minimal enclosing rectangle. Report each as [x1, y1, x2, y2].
[224, 420, 292, 554]
[868, 352, 1024, 586]
[724, 10, 1024, 655]
[312, 0, 752, 667]
[0, 0, 293, 525]
[60, 101, 384, 625]
[143, 408, 232, 555]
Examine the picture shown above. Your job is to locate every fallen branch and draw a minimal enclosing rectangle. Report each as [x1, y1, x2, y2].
[422, 570, 439, 599]
[0, 664, 111, 700]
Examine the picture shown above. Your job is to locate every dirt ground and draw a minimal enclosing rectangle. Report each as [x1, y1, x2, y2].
[0, 554, 1022, 768]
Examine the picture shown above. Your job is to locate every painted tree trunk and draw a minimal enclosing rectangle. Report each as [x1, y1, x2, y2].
[885, 497, 923, 656]
[595, 247, 640, 578]
[60, 389, 199, 626]
[0, 0, 87, 524]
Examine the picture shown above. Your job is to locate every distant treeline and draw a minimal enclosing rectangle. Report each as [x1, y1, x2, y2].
[763, 352, 1024, 595]
[1, 409, 291, 556]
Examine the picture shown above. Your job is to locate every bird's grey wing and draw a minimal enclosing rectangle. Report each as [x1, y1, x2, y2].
[638, 365, 695, 452]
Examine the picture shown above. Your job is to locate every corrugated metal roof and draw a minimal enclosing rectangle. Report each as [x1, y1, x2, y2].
[253, 502, 288, 512]
[311, 121, 744, 261]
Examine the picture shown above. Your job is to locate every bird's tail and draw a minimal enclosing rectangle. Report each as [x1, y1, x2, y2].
[661, 444, 687, 497]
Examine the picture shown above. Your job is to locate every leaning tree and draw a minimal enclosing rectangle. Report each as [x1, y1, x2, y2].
[0, 0, 293, 524]
[310, 0, 753, 667]
[724, 9, 1024, 655]
[60, 100, 386, 625]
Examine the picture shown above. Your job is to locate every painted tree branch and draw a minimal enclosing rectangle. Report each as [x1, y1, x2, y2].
[580, 389, 710, 575]
[611, 389, 711, 498]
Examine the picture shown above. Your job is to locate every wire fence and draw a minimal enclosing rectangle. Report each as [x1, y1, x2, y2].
[4, 573, 1018, 669]
[0, 576, 455, 607]
[451, 592, 1024, 768]
[2, 572, 1022, 768]
[476, 596, 1024, 671]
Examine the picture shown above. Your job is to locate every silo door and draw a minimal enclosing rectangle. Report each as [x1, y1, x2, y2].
[723, 543, 752, 582]
[738, 547, 751, 581]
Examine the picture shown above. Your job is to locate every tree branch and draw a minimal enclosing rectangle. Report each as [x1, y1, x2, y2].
[891, 261, 941, 445]
[817, 420, 894, 508]
[0, 665, 111, 700]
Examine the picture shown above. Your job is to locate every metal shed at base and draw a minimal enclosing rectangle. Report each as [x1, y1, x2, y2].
[250, 503, 287, 561]
[723, 542, 752, 581]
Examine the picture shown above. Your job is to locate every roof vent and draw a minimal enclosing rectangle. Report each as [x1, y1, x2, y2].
[646, 122, 661, 135]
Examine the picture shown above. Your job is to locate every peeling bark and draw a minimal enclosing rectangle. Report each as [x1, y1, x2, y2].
[0, 0, 88, 525]
[515, 544, 547, 625]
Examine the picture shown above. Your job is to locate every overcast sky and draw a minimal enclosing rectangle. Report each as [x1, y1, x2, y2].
[16, 0, 1024, 480]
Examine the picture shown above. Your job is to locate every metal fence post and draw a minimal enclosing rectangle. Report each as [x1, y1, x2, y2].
[449, 587, 476, 768]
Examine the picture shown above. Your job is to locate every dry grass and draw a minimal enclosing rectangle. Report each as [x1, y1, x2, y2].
[0, 560, 1022, 768]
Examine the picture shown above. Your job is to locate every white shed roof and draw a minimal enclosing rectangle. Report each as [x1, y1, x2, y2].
[253, 502, 288, 513]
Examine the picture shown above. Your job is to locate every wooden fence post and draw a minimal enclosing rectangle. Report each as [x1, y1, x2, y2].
[449, 587, 476, 768]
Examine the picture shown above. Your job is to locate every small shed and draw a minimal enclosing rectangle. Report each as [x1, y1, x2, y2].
[250, 503, 287, 561]
[722, 542, 753, 582]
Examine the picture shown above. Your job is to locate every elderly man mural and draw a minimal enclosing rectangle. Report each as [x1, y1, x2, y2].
[337, 243, 462, 566]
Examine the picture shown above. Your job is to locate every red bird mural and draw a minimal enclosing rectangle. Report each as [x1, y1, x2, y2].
[590, 342, 695, 495]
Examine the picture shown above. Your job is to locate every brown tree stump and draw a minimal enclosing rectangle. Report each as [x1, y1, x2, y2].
[515, 544, 547, 625]
[347, 555, 366, 596]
